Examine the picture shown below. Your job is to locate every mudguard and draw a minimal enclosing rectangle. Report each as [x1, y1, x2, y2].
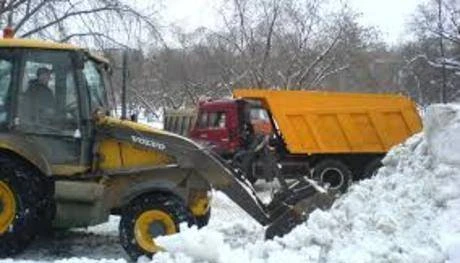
[0, 133, 52, 176]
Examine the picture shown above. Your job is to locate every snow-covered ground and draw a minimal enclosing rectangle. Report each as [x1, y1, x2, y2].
[3, 104, 460, 263]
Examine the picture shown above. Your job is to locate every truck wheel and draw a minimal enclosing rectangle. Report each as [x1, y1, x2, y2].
[195, 208, 211, 228]
[312, 159, 352, 194]
[119, 193, 195, 260]
[361, 158, 383, 179]
[0, 156, 51, 257]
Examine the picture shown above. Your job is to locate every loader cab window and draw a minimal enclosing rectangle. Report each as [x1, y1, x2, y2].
[17, 50, 79, 133]
[83, 60, 108, 113]
[22, 61, 55, 93]
[0, 53, 13, 126]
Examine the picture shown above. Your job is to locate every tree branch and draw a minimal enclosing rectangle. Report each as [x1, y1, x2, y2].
[20, 5, 119, 37]
[296, 28, 342, 86]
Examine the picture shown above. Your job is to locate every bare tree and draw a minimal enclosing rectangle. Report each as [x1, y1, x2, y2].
[127, 0, 384, 111]
[0, 0, 161, 49]
[399, 0, 460, 104]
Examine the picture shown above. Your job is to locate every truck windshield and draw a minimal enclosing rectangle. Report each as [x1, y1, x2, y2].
[83, 60, 108, 113]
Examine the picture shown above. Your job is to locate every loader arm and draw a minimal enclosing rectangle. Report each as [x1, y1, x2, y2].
[97, 116, 334, 237]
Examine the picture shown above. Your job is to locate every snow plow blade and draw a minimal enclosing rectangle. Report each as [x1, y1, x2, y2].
[264, 184, 336, 239]
[196, 150, 337, 239]
[222, 168, 336, 239]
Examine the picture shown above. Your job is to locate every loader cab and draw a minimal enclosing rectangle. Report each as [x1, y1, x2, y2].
[0, 39, 114, 174]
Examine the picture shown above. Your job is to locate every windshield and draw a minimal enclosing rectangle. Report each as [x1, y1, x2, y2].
[16, 49, 81, 133]
[83, 60, 108, 113]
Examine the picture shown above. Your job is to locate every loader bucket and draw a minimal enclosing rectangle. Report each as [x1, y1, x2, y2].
[179, 143, 337, 237]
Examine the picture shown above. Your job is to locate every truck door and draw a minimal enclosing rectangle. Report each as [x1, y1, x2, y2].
[207, 111, 230, 153]
[192, 109, 235, 155]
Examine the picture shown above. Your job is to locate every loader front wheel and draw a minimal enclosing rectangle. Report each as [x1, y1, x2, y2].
[313, 159, 352, 194]
[0, 156, 51, 257]
[119, 193, 195, 260]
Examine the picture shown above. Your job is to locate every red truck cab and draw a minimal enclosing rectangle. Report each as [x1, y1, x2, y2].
[190, 99, 241, 156]
[189, 99, 272, 157]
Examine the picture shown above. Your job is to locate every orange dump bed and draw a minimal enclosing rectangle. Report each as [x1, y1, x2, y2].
[233, 89, 422, 154]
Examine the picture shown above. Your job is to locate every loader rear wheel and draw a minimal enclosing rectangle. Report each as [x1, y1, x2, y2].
[0, 181, 15, 235]
[119, 193, 195, 260]
[313, 159, 352, 194]
[0, 155, 52, 257]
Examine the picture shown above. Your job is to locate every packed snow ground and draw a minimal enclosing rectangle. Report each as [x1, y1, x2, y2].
[3, 104, 460, 263]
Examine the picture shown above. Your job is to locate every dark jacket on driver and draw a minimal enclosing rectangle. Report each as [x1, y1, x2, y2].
[23, 79, 56, 123]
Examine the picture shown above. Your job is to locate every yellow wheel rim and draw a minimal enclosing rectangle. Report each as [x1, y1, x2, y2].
[134, 210, 177, 253]
[0, 181, 16, 235]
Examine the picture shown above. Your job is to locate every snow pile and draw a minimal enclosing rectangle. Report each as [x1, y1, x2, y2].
[152, 104, 460, 263]
[425, 104, 460, 166]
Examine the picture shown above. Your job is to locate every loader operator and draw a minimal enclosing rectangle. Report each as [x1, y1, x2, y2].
[23, 67, 56, 124]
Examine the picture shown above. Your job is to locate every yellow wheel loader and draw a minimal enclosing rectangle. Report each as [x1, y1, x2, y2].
[0, 35, 340, 260]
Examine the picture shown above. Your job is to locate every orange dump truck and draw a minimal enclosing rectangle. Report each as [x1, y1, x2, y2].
[233, 89, 422, 155]
[184, 89, 423, 191]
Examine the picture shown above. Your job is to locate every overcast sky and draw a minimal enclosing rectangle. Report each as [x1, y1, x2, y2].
[162, 0, 421, 45]
[349, 0, 419, 44]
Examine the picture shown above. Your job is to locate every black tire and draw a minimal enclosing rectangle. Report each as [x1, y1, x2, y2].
[361, 158, 383, 179]
[0, 154, 54, 257]
[195, 208, 211, 228]
[119, 193, 195, 261]
[312, 159, 352, 194]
